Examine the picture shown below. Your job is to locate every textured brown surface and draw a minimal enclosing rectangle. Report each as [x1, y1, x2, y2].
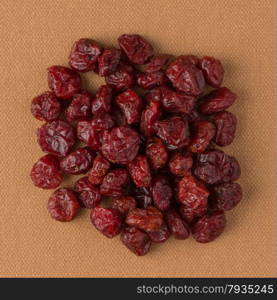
[0, 0, 276, 277]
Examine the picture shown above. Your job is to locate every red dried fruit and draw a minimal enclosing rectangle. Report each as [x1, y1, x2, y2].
[151, 175, 172, 211]
[77, 120, 101, 150]
[65, 91, 92, 122]
[146, 137, 168, 169]
[200, 56, 224, 88]
[47, 65, 81, 99]
[128, 155, 151, 187]
[31, 91, 61, 121]
[60, 147, 94, 175]
[187, 109, 201, 123]
[116, 89, 143, 124]
[100, 168, 129, 197]
[227, 156, 241, 182]
[148, 223, 171, 243]
[145, 87, 163, 104]
[88, 153, 110, 185]
[145, 54, 171, 73]
[136, 71, 168, 90]
[98, 48, 122, 76]
[121, 226, 151, 256]
[91, 85, 113, 115]
[166, 56, 205, 95]
[155, 116, 190, 150]
[140, 100, 161, 137]
[111, 196, 136, 215]
[101, 126, 140, 164]
[189, 121, 216, 153]
[37, 120, 76, 157]
[213, 111, 237, 146]
[199, 87, 237, 114]
[134, 187, 153, 208]
[48, 188, 80, 222]
[74, 177, 101, 208]
[30, 154, 63, 189]
[91, 112, 115, 131]
[165, 209, 190, 239]
[169, 152, 193, 176]
[69, 38, 102, 72]
[90, 207, 122, 238]
[118, 34, 153, 64]
[179, 205, 204, 224]
[192, 211, 226, 243]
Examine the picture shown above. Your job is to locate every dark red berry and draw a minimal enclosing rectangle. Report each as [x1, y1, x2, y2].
[140, 100, 161, 137]
[128, 155, 151, 188]
[179, 205, 205, 224]
[200, 56, 224, 88]
[148, 223, 171, 243]
[165, 209, 190, 239]
[146, 137, 168, 169]
[100, 169, 129, 197]
[88, 153, 110, 185]
[151, 175, 172, 211]
[134, 187, 153, 208]
[98, 48, 122, 76]
[111, 196, 136, 215]
[145, 54, 171, 73]
[91, 85, 113, 115]
[77, 120, 101, 150]
[136, 71, 168, 90]
[91, 112, 115, 131]
[169, 152, 193, 176]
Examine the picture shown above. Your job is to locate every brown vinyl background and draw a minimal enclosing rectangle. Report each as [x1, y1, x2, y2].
[0, 0, 276, 277]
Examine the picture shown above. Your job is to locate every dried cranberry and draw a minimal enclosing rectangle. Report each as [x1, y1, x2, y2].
[30, 154, 63, 189]
[74, 177, 101, 208]
[136, 71, 168, 90]
[146, 137, 168, 169]
[118, 34, 153, 64]
[179, 205, 204, 223]
[128, 155, 151, 187]
[213, 111, 237, 146]
[165, 209, 190, 239]
[192, 211, 226, 243]
[91, 85, 113, 115]
[145, 87, 163, 103]
[155, 116, 190, 150]
[126, 206, 163, 232]
[88, 153, 110, 185]
[77, 120, 101, 150]
[31, 91, 61, 121]
[200, 56, 224, 88]
[91, 207, 122, 238]
[151, 175, 172, 211]
[227, 156, 241, 182]
[145, 54, 171, 73]
[101, 126, 140, 164]
[189, 121, 216, 153]
[65, 91, 92, 122]
[47, 66, 81, 99]
[134, 187, 153, 208]
[100, 169, 129, 197]
[199, 87, 237, 114]
[169, 152, 193, 176]
[98, 48, 121, 76]
[37, 120, 76, 157]
[121, 226, 151, 256]
[91, 112, 114, 131]
[148, 223, 171, 243]
[187, 109, 201, 123]
[116, 89, 143, 124]
[111, 196, 136, 215]
[48, 188, 80, 221]
[60, 147, 94, 175]
[140, 100, 161, 137]
[69, 38, 102, 72]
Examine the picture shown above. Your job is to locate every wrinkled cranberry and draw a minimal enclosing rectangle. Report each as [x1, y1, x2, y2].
[145, 87, 164, 104]
[91, 85, 113, 115]
[74, 177, 101, 208]
[189, 121, 216, 153]
[88, 153, 110, 185]
[136, 71, 168, 90]
[166, 56, 205, 95]
[116, 89, 142, 124]
[179, 205, 205, 224]
[112, 108, 128, 126]
[228, 156, 241, 182]
[165, 209, 190, 239]
[128, 155, 151, 187]
[37, 120, 76, 157]
[121, 226, 151, 256]
[199, 87, 237, 114]
[134, 187, 153, 208]
[213, 111, 237, 146]
[111, 196, 136, 215]
[69, 38, 102, 72]
[145, 54, 171, 73]
[151, 175, 172, 211]
[169, 152, 193, 176]
[100, 168, 129, 197]
[187, 109, 201, 123]
[77, 120, 101, 150]
[140, 100, 161, 137]
[60, 147, 94, 175]
[200, 56, 224, 88]
[65, 91, 92, 122]
[155, 116, 190, 150]
[47, 66, 81, 99]
[30, 154, 63, 189]
[98, 48, 122, 76]
[146, 137, 168, 169]
[91, 112, 114, 131]
[192, 211, 226, 243]
[118, 34, 153, 64]
[48, 188, 80, 221]
[31, 91, 61, 121]
[148, 223, 171, 243]
[101, 126, 140, 164]
[91, 207, 122, 238]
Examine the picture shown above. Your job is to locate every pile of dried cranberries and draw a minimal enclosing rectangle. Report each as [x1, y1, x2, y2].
[30, 34, 242, 256]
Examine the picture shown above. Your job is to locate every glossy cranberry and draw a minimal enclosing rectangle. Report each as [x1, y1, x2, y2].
[199, 87, 237, 114]
[98, 48, 121, 76]
[101, 126, 140, 164]
[151, 175, 172, 211]
[47, 65, 81, 99]
[165, 209, 190, 239]
[136, 71, 168, 90]
[37, 120, 76, 157]
[140, 100, 161, 137]
[118, 34, 153, 64]
[148, 223, 171, 243]
[77, 120, 101, 150]
[31, 91, 61, 121]
[200, 56, 224, 88]
[90, 207, 122, 238]
[121, 227, 151, 256]
[179, 205, 205, 224]
[48, 188, 80, 221]
[227, 156, 241, 182]
[145, 87, 163, 104]
[91, 112, 115, 131]
[179, 55, 199, 65]
[111, 196, 136, 215]
[128, 155, 151, 188]
[100, 169, 129, 197]
[91, 85, 113, 115]
[169, 152, 193, 176]
[88, 153, 110, 185]
[69, 38, 102, 72]
[192, 211, 226, 243]
[30, 154, 63, 189]
[134, 187, 153, 208]
[213, 111, 237, 146]
[146, 137, 168, 169]
[145, 54, 171, 73]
